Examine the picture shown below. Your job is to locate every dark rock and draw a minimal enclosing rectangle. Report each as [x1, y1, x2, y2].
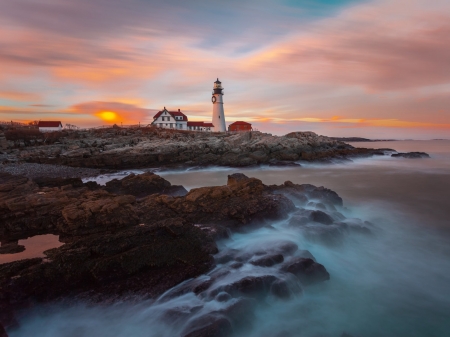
[209, 275, 278, 299]
[0, 241, 25, 254]
[297, 250, 316, 261]
[0, 218, 216, 326]
[214, 249, 239, 264]
[268, 181, 343, 207]
[182, 298, 256, 337]
[229, 262, 243, 269]
[302, 225, 346, 246]
[139, 174, 296, 230]
[281, 257, 330, 285]
[250, 254, 284, 267]
[105, 172, 187, 198]
[182, 315, 233, 337]
[309, 210, 334, 225]
[270, 279, 293, 299]
[268, 240, 299, 256]
[161, 305, 203, 323]
[391, 152, 429, 159]
[33, 176, 84, 188]
[215, 292, 232, 302]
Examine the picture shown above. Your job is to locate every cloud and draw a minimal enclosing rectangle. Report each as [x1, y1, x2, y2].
[0, 90, 41, 102]
[0, 0, 449, 138]
[69, 101, 152, 124]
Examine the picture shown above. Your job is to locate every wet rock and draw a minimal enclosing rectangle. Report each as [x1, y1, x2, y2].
[391, 152, 429, 159]
[215, 292, 232, 302]
[297, 250, 316, 261]
[250, 254, 284, 267]
[33, 176, 84, 188]
[0, 172, 140, 239]
[105, 172, 187, 198]
[139, 174, 296, 230]
[230, 262, 243, 269]
[281, 257, 330, 285]
[309, 210, 334, 225]
[267, 240, 299, 256]
[214, 249, 239, 264]
[270, 279, 293, 299]
[301, 225, 346, 246]
[0, 218, 216, 325]
[0, 243, 25, 255]
[268, 181, 343, 207]
[161, 305, 203, 324]
[209, 275, 278, 299]
[182, 314, 233, 337]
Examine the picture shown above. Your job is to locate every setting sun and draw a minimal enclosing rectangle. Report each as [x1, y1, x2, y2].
[98, 111, 118, 121]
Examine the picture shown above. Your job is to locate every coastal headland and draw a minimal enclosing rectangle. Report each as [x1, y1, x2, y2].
[0, 126, 429, 175]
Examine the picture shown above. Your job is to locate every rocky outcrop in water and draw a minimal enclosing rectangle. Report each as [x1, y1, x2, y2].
[105, 172, 187, 197]
[138, 173, 296, 229]
[391, 152, 430, 158]
[0, 171, 375, 335]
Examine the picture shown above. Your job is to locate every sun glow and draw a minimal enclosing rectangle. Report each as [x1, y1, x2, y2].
[98, 111, 118, 121]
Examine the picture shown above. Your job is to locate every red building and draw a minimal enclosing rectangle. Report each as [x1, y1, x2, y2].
[228, 121, 252, 132]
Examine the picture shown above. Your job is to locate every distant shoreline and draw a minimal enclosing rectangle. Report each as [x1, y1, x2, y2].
[334, 137, 448, 142]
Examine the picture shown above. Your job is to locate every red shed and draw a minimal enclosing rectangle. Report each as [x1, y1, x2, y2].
[228, 121, 252, 132]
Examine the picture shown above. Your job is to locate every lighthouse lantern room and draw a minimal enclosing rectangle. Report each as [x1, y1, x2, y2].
[211, 78, 226, 132]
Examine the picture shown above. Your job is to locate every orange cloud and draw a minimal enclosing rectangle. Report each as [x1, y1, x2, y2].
[0, 91, 41, 102]
[69, 101, 151, 125]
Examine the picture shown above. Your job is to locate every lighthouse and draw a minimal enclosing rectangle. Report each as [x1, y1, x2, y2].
[211, 78, 226, 132]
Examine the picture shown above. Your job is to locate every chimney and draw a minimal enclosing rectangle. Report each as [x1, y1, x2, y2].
[178, 109, 180, 112]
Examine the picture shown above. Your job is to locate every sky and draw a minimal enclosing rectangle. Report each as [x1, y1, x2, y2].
[0, 0, 449, 138]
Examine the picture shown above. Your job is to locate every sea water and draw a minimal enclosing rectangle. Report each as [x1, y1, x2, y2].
[9, 140, 450, 337]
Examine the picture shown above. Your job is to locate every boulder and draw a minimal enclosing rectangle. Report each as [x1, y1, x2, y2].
[105, 172, 187, 198]
[391, 152, 429, 159]
[281, 257, 330, 285]
[250, 254, 284, 267]
[182, 315, 233, 337]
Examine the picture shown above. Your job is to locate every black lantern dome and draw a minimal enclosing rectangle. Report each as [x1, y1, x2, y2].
[213, 78, 223, 94]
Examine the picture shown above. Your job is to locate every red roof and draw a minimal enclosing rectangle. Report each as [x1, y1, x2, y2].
[153, 108, 188, 121]
[229, 121, 251, 126]
[187, 122, 214, 127]
[38, 121, 62, 127]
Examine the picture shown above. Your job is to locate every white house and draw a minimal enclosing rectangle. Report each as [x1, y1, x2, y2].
[151, 108, 188, 130]
[38, 121, 63, 132]
[151, 108, 214, 132]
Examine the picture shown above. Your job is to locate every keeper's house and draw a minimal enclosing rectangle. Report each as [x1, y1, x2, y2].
[151, 107, 214, 132]
[228, 121, 252, 132]
[38, 121, 63, 132]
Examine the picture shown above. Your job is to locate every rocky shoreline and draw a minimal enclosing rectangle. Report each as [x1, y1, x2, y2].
[0, 128, 430, 336]
[0, 168, 375, 337]
[0, 128, 405, 170]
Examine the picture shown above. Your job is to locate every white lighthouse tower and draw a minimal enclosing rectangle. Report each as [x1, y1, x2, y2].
[211, 78, 226, 132]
